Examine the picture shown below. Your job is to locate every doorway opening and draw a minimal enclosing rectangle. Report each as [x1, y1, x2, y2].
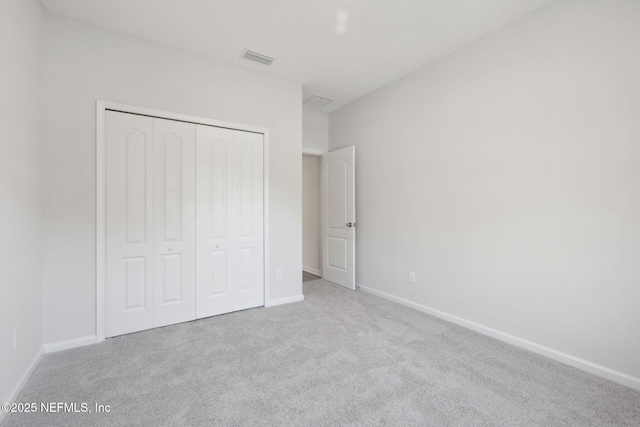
[302, 152, 322, 282]
[301, 147, 356, 289]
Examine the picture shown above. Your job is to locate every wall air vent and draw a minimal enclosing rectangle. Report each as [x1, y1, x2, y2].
[242, 50, 275, 66]
[303, 95, 334, 108]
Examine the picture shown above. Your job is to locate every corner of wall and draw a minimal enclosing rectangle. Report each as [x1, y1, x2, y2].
[0, 0, 46, 410]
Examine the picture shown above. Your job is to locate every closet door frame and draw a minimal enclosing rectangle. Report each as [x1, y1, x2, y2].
[96, 100, 270, 343]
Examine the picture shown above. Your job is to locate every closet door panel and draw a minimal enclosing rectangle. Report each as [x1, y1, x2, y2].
[232, 130, 264, 311]
[153, 118, 196, 327]
[196, 125, 234, 318]
[105, 111, 154, 337]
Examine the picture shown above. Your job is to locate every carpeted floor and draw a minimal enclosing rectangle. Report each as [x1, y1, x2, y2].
[3, 279, 640, 426]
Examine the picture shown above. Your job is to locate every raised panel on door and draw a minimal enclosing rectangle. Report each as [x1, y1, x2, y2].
[195, 125, 234, 318]
[153, 118, 196, 327]
[232, 130, 264, 311]
[327, 160, 347, 230]
[325, 159, 349, 276]
[105, 111, 154, 337]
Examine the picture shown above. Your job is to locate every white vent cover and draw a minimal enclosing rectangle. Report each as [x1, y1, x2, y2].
[303, 95, 334, 108]
[242, 50, 275, 66]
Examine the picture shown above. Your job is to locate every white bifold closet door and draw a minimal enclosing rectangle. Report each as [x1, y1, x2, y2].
[152, 118, 196, 328]
[105, 110, 263, 338]
[106, 112, 196, 337]
[195, 125, 264, 318]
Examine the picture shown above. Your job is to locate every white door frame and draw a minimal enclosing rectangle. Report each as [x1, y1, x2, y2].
[302, 148, 324, 156]
[96, 100, 270, 343]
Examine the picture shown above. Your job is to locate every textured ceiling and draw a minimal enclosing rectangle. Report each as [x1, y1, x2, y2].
[40, 0, 556, 112]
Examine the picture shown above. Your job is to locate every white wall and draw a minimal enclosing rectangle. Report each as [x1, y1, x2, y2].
[0, 0, 44, 408]
[41, 14, 302, 345]
[330, 0, 640, 382]
[302, 105, 329, 153]
[302, 154, 321, 273]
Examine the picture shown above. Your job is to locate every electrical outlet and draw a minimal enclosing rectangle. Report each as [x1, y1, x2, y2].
[408, 271, 416, 284]
[13, 328, 20, 351]
[276, 270, 283, 281]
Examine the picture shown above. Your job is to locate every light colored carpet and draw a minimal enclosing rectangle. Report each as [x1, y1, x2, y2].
[3, 279, 639, 426]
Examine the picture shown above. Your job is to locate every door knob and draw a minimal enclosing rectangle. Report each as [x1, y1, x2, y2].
[346, 222, 352, 228]
[216, 244, 221, 248]
[168, 246, 174, 252]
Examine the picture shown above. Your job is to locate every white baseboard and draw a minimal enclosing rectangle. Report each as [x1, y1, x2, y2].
[0, 348, 44, 424]
[265, 294, 305, 308]
[43, 335, 97, 354]
[357, 283, 640, 391]
[303, 266, 321, 276]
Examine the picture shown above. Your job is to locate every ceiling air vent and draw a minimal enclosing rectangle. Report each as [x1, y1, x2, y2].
[303, 95, 334, 108]
[242, 49, 275, 66]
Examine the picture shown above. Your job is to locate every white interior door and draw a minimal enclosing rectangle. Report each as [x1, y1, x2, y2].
[232, 129, 265, 311]
[195, 125, 233, 316]
[106, 112, 197, 337]
[106, 111, 155, 337]
[152, 118, 196, 328]
[196, 126, 264, 318]
[322, 146, 356, 289]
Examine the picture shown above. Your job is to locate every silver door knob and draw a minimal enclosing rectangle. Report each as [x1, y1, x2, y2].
[168, 246, 174, 252]
[216, 244, 221, 248]
[346, 223, 352, 228]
